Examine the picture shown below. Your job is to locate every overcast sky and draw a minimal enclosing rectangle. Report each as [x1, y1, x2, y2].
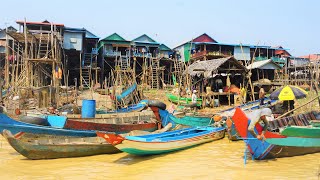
[0, 0, 318, 56]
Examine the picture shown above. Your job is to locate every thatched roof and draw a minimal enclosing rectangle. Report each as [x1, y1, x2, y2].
[184, 57, 247, 78]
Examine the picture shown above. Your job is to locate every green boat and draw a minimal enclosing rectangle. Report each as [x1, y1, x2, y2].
[310, 120, 320, 127]
[166, 93, 202, 107]
[280, 126, 320, 138]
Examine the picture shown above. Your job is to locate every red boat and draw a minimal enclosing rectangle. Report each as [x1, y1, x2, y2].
[64, 111, 159, 133]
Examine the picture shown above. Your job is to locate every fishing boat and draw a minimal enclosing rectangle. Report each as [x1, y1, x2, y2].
[280, 126, 320, 138]
[96, 100, 148, 114]
[232, 108, 320, 160]
[64, 111, 159, 133]
[3, 130, 120, 160]
[97, 126, 225, 156]
[166, 93, 202, 107]
[116, 83, 137, 102]
[0, 114, 97, 137]
[226, 110, 318, 141]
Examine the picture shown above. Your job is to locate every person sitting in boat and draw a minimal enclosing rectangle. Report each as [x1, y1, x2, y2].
[247, 108, 272, 140]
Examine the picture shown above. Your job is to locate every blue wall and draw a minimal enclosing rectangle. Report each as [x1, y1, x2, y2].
[63, 32, 83, 51]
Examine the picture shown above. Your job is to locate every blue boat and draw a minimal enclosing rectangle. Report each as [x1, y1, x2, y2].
[97, 126, 225, 155]
[96, 100, 148, 114]
[0, 114, 97, 137]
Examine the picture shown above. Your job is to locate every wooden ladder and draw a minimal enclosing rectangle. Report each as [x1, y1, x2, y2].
[151, 58, 159, 89]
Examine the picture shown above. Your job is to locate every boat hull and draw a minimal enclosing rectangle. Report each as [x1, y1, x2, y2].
[115, 128, 225, 155]
[263, 145, 320, 159]
[3, 130, 120, 160]
[65, 120, 157, 133]
[280, 126, 320, 138]
[65, 111, 158, 133]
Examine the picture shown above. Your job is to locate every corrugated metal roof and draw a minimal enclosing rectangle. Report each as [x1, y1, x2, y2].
[132, 34, 157, 43]
[246, 59, 281, 70]
[16, 20, 64, 27]
[85, 30, 99, 39]
[64, 27, 86, 33]
[101, 33, 128, 41]
[160, 44, 171, 51]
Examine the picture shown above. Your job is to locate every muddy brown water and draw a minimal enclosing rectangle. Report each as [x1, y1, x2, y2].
[0, 136, 319, 180]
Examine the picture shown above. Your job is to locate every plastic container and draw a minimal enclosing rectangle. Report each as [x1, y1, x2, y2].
[81, 100, 96, 118]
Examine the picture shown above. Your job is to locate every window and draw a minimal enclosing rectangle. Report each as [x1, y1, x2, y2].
[70, 38, 77, 43]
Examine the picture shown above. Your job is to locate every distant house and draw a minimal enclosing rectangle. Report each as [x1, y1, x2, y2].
[99, 33, 173, 86]
[63, 27, 99, 88]
[173, 33, 217, 62]
[0, 26, 17, 67]
[246, 59, 281, 81]
[173, 33, 290, 67]
[0, 26, 17, 54]
[299, 54, 320, 63]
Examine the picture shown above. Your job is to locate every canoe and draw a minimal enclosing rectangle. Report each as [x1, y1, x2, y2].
[3, 130, 120, 160]
[65, 111, 158, 133]
[96, 100, 148, 114]
[232, 108, 320, 160]
[166, 93, 202, 107]
[280, 126, 320, 138]
[0, 114, 97, 137]
[97, 127, 225, 156]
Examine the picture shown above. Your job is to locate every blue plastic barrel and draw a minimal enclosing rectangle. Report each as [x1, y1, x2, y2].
[81, 100, 96, 118]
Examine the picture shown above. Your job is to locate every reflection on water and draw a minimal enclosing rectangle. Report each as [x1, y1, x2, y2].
[0, 137, 319, 179]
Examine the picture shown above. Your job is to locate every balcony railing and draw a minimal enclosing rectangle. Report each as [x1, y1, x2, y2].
[191, 50, 232, 59]
[271, 57, 286, 63]
[105, 51, 121, 57]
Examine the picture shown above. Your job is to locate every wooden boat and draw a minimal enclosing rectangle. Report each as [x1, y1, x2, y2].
[0, 114, 97, 137]
[280, 126, 320, 138]
[232, 108, 320, 160]
[65, 111, 158, 133]
[3, 130, 120, 160]
[226, 110, 318, 141]
[97, 127, 225, 156]
[166, 93, 202, 107]
[96, 100, 148, 114]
